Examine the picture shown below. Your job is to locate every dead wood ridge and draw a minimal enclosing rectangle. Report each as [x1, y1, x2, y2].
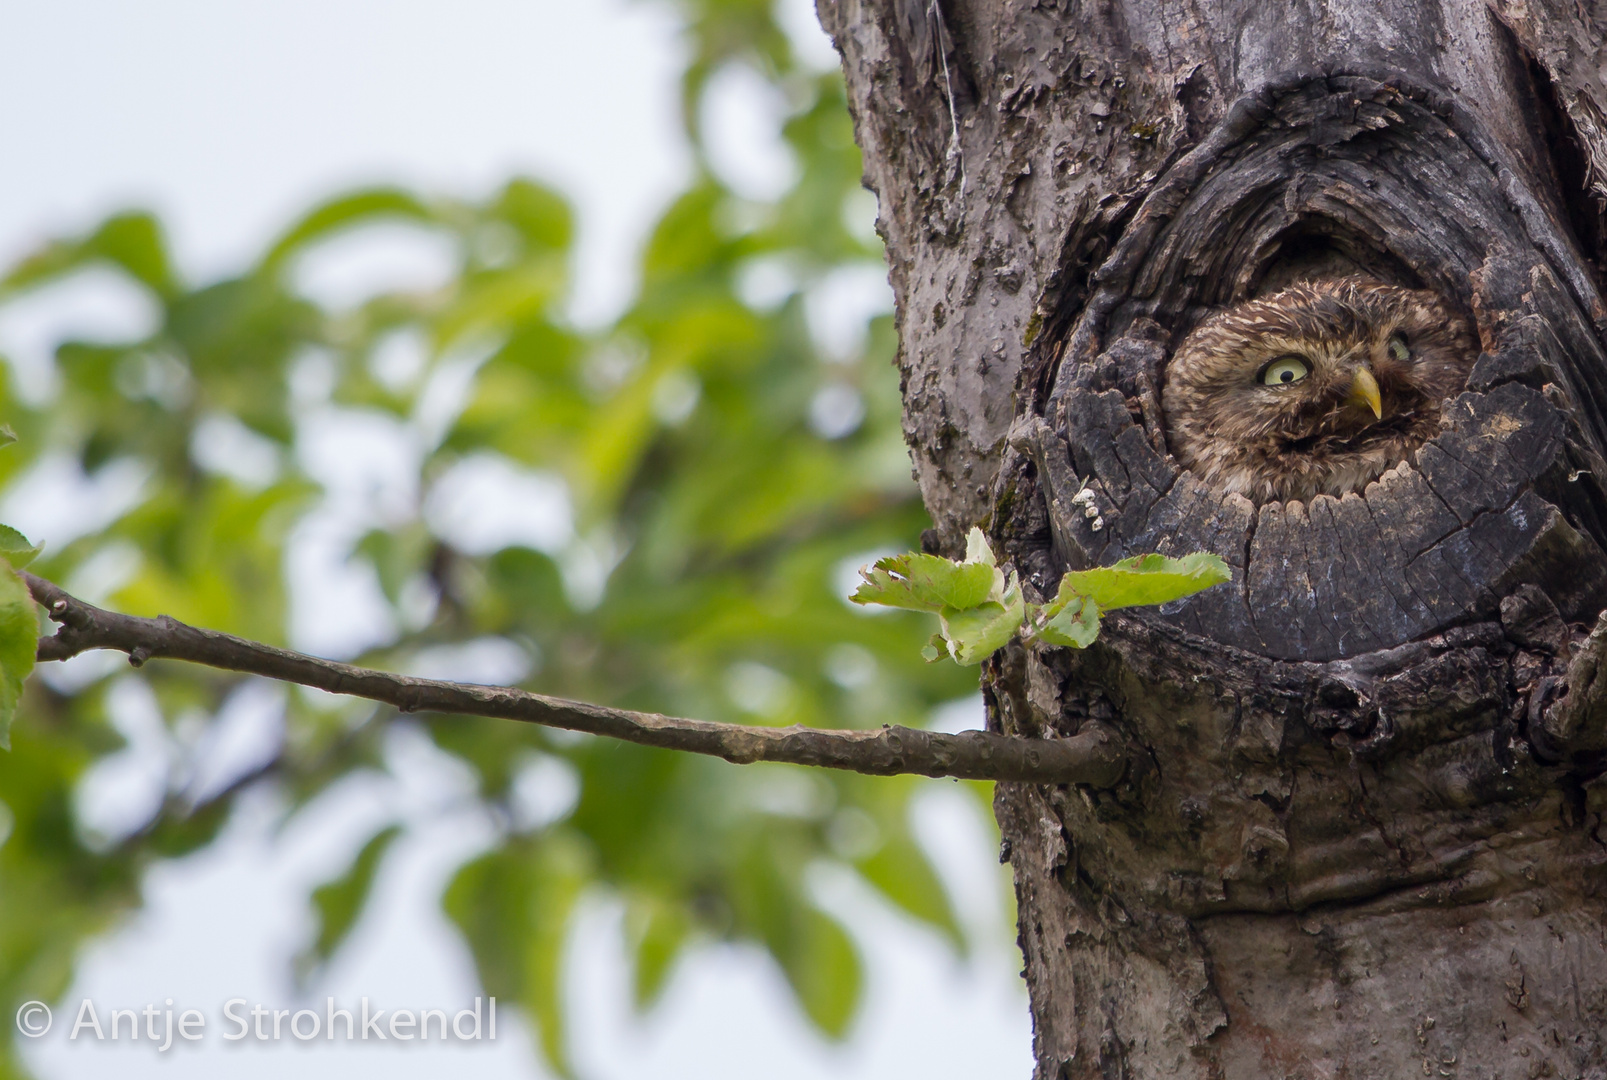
[25, 572, 1127, 786]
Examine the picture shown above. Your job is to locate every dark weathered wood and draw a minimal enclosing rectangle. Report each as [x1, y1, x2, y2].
[1043, 76, 1607, 661]
[1535, 608, 1607, 759]
[823, 0, 1607, 1074]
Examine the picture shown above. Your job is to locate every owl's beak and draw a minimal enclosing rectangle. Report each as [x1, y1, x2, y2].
[1347, 364, 1384, 420]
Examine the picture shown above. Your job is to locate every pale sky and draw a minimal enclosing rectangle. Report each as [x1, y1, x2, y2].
[0, 1, 1029, 1077]
[0, 0, 687, 321]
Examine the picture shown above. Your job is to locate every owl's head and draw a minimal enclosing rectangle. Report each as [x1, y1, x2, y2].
[1161, 279, 1476, 505]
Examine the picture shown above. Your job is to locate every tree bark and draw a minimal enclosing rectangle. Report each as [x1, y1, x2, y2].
[821, 0, 1607, 1075]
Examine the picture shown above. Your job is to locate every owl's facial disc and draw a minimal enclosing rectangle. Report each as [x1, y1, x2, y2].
[1161, 279, 1477, 505]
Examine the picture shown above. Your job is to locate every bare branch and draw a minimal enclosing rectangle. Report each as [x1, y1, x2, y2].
[26, 573, 1127, 787]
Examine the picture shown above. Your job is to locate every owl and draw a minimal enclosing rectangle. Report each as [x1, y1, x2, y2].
[1161, 278, 1477, 505]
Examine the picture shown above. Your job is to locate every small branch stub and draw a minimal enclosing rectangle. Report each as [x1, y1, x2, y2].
[1536, 610, 1607, 760]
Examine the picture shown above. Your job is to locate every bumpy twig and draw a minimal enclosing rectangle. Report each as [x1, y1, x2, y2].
[27, 574, 1127, 787]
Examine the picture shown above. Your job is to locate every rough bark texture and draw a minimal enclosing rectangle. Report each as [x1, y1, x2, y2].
[820, 0, 1607, 1075]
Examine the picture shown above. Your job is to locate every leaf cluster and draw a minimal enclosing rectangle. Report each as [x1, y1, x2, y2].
[852, 529, 1231, 664]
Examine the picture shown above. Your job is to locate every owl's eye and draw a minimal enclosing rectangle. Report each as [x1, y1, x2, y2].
[1259, 356, 1310, 386]
[1387, 333, 1410, 363]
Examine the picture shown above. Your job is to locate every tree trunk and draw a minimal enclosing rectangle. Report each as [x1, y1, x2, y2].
[820, 0, 1607, 1075]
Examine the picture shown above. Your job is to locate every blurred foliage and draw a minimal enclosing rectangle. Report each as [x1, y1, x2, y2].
[0, 0, 999, 1076]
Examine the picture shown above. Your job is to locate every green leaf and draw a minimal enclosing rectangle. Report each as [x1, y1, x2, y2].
[783, 908, 861, 1039]
[1057, 551, 1232, 611]
[852, 526, 1009, 615]
[443, 833, 590, 1079]
[354, 524, 434, 605]
[856, 529, 1033, 664]
[260, 188, 437, 272]
[0, 560, 37, 749]
[0, 211, 177, 302]
[850, 552, 995, 613]
[494, 178, 575, 254]
[963, 525, 996, 567]
[87, 212, 180, 297]
[297, 825, 402, 980]
[627, 893, 691, 1010]
[856, 834, 963, 951]
[1035, 594, 1101, 649]
[0, 525, 42, 569]
[937, 572, 1025, 665]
